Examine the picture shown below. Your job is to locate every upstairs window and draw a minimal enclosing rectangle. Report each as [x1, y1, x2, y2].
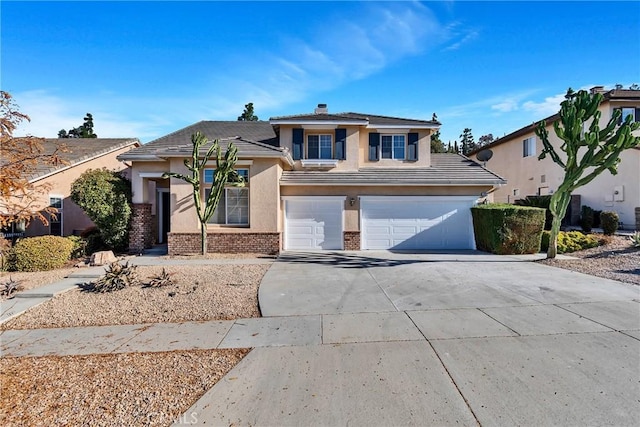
[381, 135, 406, 159]
[620, 107, 639, 123]
[307, 134, 333, 159]
[523, 137, 536, 157]
[203, 168, 249, 225]
[369, 132, 418, 161]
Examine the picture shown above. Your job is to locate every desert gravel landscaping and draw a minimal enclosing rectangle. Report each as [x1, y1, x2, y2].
[1, 264, 268, 330]
[537, 235, 639, 285]
[0, 349, 249, 426]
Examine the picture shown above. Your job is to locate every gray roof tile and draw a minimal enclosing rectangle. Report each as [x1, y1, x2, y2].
[280, 154, 505, 186]
[119, 121, 278, 160]
[25, 138, 139, 181]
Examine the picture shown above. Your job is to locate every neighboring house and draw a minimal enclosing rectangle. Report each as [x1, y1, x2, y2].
[118, 105, 505, 254]
[470, 86, 640, 230]
[17, 138, 141, 238]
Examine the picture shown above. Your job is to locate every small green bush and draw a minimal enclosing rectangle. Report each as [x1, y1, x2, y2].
[580, 205, 594, 232]
[66, 235, 87, 259]
[600, 211, 619, 235]
[13, 236, 74, 271]
[471, 204, 545, 254]
[541, 231, 600, 253]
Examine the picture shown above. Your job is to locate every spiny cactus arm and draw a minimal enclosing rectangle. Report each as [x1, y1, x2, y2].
[536, 120, 565, 168]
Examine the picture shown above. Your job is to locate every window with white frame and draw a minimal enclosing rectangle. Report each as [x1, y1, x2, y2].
[49, 196, 63, 236]
[621, 107, 637, 122]
[203, 168, 249, 225]
[381, 134, 406, 159]
[523, 137, 536, 157]
[307, 134, 332, 159]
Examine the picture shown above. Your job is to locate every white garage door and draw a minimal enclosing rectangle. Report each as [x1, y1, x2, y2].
[361, 196, 477, 250]
[284, 197, 344, 250]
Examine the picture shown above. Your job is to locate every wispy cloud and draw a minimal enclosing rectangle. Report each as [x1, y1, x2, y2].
[14, 2, 461, 141]
[201, 2, 452, 115]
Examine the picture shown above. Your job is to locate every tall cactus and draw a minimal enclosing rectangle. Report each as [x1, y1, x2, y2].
[536, 88, 640, 258]
[163, 132, 243, 255]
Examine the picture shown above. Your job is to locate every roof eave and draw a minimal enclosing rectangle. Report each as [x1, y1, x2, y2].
[280, 180, 505, 186]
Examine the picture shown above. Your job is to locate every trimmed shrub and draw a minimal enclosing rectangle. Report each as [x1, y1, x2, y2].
[471, 204, 545, 254]
[70, 169, 132, 251]
[580, 205, 594, 232]
[515, 195, 553, 230]
[600, 211, 619, 235]
[13, 236, 74, 271]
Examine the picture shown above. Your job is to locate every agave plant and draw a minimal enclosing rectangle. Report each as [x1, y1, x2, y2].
[0, 277, 23, 297]
[630, 232, 640, 248]
[91, 261, 139, 293]
[145, 268, 175, 288]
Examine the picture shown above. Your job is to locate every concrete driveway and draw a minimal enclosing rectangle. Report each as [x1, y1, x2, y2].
[186, 251, 640, 426]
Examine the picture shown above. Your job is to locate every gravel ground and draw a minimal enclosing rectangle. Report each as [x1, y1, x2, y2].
[2, 264, 268, 330]
[537, 235, 639, 285]
[0, 348, 249, 426]
[0, 267, 77, 301]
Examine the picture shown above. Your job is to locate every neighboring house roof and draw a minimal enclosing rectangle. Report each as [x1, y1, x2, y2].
[469, 87, 640, 156]
[280, 154, 505, 186]
[270, 112, 440, 129]
[28, 138, 140, 182]
[117, 121, 286, 161]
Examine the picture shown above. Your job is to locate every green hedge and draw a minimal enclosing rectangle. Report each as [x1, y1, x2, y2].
[13, 236, 74, 271]
[471, 204, 545, 254]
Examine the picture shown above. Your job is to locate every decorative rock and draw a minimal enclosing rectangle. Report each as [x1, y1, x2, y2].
[90, 251, 117, 266]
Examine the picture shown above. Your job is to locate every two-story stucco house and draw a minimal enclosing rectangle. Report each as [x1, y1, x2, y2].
[119, 105, 505, 254]
[470, 87, 640, 230]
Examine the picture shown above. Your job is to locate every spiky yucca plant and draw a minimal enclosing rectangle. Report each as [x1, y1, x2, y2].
[0, 277, 23, 297]
[145, 268, 175, 288]
[91, 261, 139, 293]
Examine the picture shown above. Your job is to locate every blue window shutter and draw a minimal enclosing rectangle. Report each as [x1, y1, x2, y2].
[335, 128, 346, 160]
[369, 133, 380, 161]
[292, 128, 303, 160]
[635, 108, 640, 122]
[408, 133, 419, 161]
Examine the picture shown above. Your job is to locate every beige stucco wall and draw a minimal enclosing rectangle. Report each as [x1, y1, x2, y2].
[475, 100, 640, 229]
[278, 125, 433, 171]
[165, 157, 283, 234]
[25, 145, 136, 237]
[280, 185, 490, 231]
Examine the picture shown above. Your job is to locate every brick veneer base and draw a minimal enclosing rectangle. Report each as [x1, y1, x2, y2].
[344, 231, 361, 250]
[130, 203, 154, 253]
[636, 207, 640, 231]
[168, 232, 281, 255]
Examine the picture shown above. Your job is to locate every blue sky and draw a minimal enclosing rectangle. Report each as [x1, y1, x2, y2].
[3, 1, 639, 145]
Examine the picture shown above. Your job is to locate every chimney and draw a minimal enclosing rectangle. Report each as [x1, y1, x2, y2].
[590, 86, 605, 94]
[314, 103, 328, 114]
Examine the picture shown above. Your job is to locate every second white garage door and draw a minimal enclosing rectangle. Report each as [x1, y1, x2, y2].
[283, 197, 345, 250]
[361, 196, 477, 250]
